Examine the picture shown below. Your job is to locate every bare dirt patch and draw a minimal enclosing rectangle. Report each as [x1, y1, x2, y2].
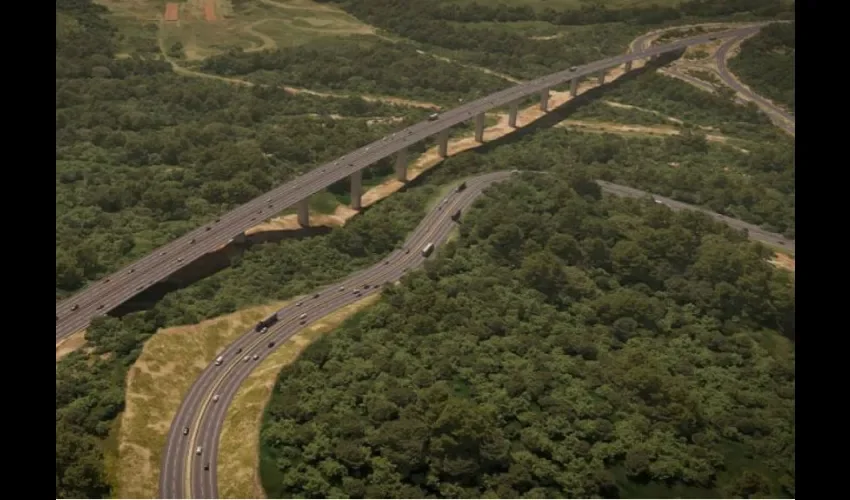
[770, 252, 795, 272]
[217, 295, 380, 499]
[164, 3, 179, 22]
[204, 0, 217, 22]
[114, 301, 291, 499]
[241, 63, 664, 242]
[557, 119, 748, 153]
[56, 330, 87, 362]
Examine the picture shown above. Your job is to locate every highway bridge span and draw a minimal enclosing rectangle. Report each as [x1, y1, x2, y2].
[55, 25, 766, 344]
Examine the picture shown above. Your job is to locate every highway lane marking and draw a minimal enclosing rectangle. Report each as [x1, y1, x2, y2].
[196, 182, 493, 497]
[188, 178, 497, 497]
[59, 27, 763, 342]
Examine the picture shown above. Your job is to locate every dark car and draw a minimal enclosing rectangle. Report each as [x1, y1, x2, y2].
[204, 463, 210, 471]
[268, 342, 275, 348]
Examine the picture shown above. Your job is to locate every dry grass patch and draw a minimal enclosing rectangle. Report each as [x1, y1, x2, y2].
[114, 301, 291, 499]
[217, 295, 381, 499]
[56, 330, 88, 362]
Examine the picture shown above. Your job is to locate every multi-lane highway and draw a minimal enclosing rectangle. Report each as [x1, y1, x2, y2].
[55, 25, 766, 343]
[160, 170, 796, 499]
[159, 171, 516, 499]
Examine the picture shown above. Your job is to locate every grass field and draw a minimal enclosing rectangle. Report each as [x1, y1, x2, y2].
[114, 300, 293, 498]
[218, 295, 381, 498]
[158, 0, 378, 61]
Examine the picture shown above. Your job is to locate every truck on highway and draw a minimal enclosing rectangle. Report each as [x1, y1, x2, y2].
[451, 209, 462, 222]
[422, 242, 435, 257]
[254, 313, 278, 332]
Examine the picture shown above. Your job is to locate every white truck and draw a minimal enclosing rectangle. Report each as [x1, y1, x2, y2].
[421, 242, 435, 257]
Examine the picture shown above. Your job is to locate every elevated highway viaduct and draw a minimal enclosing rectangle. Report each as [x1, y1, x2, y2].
[55, 25, 767, 343]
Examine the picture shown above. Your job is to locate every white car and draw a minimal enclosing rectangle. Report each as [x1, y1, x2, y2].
[243, 356, 250, 363]
[212, 394, 220, 403]
[196, 446, 203, 455]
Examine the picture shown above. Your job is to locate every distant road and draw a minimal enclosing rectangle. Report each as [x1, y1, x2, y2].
[715, 33, 795, 135]
[56, 25, 766, 343]
[153, 24, 798, 499]
[159, 171, 515, 499]
[597, 180, 794, 253]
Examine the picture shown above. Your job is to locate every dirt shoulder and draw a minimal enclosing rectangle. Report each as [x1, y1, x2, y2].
[113, 301, 291, 499]
[218, 295, 380, 498]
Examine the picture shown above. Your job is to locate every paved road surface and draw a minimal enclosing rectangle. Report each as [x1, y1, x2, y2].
[55, 25, 765, 343]
[160, 172, 795, 499]
[715, 34, 796, 135]
[159, 171, 516, 499]
[156, 24, 798, 499]
[596, 181, 794, 253]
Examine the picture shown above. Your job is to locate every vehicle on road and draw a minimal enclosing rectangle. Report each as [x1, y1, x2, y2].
[428, 113, 439, 121]
[456, 181, 467, 192]
[253, 354, 260, 360]
[299, 313, 307, 320]
[71, 304, 79, 311]
[214, 356, 224, 366]
[313, 293, 320, 298]
[195, 446, 203, 455]
[255, 313, 278, 332]
[182, 426, 189, 436]
[451, 209, 462, 222]
[243, 356, 250, 363]
[212, 395, 220, 403]
[204, 463, 210, 471]
[570, 66, 577, 71]
[422, 242, 435, 257]
[268, 341, 275, 348]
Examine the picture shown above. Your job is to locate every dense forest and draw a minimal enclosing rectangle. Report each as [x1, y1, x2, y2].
[199, 39, 513, 106]
[260, 172, 795, 499]
[728, 22, 795, 112]
[308, 0, 793, 78]
[56, 0, 794, 498]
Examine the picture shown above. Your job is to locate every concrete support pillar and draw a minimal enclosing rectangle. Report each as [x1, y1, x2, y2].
[394, 148, 407, 182]
[474, 113, 486, 143]
[570, 78, 579, 97]
[296, 198, 309, 227]
[539, 88, 550, 112]
[508, 102, 519, 128]
[350, 170, 362, 210]
[625, 60, 632, 72]
[437, 129, 450, 158]
[597, 71, 606, 85]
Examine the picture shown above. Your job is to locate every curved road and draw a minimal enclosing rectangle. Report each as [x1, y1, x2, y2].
[159, 172, 796, 499]
[55, 25, 765, 343]
[149, 23, 798, 499]
[160, 171, 515, 499]
[715, 34, 796, 135]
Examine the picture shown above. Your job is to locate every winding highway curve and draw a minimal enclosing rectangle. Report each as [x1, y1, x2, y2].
[160, 171, 517, 499]
[150, 23, 797, 500]
[715, 33, 796, 135]
[55, 25, 765, 344]
[57, 20, 795, 499]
